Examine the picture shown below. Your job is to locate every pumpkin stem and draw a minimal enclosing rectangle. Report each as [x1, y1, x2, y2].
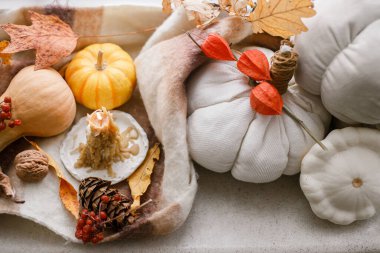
[283, 105, 328, 151]
[96, 50, 106, 71]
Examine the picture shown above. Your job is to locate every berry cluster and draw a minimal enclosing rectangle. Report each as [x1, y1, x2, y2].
[75, 194, 122, 244]
[0, 96, 22, 131]
[75, 208, 106, 244]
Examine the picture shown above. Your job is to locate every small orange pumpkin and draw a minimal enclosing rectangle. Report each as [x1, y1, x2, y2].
[65, 43, 136, 110]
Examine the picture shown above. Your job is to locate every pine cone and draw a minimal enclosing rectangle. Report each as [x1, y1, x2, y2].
[79, 177, 133, 229]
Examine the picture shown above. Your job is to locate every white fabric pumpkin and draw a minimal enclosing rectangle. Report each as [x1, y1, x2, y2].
[295, 0, 380, 125]
[300, 127, 380, 225]
[187, 47, 331, 183]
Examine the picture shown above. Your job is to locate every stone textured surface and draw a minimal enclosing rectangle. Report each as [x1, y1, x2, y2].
[1, 167, 379, 253]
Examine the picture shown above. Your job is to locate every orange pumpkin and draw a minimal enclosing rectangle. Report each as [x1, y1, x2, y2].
[65, 43, 136, 110]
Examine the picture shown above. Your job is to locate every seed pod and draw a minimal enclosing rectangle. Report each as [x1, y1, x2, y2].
[79, 177, 133, 229]
[250, 82, 283, 115]
[237, 49, 271, 81]
[201, 33, 236, 61]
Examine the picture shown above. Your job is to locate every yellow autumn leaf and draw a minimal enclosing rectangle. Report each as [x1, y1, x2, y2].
[26, 139, 79, 219]
[248, 0, 316, 38]
[0, 40, 12, 65]
[128, 143, 160, 209]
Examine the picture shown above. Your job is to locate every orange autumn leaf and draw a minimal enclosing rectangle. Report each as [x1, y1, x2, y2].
[26, 139, 79, 219]
[59, 179, 79, 219]
[0, 40, 12, 65]
[250, 81, 283, 115]
[0, 11, 78, 70]
[201, 33, 235, 61]
[237, 49, 271, 81]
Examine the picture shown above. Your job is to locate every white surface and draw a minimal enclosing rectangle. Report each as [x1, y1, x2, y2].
[61, 111, 149, 184]
[1, 168, 379, 253]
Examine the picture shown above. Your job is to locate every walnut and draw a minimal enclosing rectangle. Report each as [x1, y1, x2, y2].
[14, 150, 49, 182]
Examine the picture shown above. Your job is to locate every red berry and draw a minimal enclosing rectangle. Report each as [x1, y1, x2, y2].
[75, 229, 83, 239]
[3, 97, 11, 103]
[14, 119, 21, 126]
[89, 211, 96, 218]
[101, 195, 110, 203]
[82, 234, 90, 243]
[0, 121, 5, 131]
[1, 104, 10, 112]
[77, 218, 85, 228]
[97, 233, 104, 241]
[91, 236, 100, 244]
[83, 224, 91, 233]
[5, 112, 11, 119]
[86, 219, 93, 225]
[81, 209, 88, 219]
[113, 194, 121, 201]
[90, 225, 98, 233]
[100, 211, 107, 220]
[0, 112, 7, 119]
[95, 215, 101, 223]
[8, 120, 15, 128]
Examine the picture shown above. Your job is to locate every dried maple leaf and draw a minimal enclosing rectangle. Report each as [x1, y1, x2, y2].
[248, 0, 316, 38]
[27, 139, 79, 219]
[0, 41, 12, 65]
[128, 143, 160, 209]
[0, 11, 78, 70]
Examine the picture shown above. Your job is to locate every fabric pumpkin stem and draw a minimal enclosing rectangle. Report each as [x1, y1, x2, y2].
[269, 41, 298, 94]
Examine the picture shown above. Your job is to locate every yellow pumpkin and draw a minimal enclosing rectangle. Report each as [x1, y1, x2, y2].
[65, 43, 136, 110]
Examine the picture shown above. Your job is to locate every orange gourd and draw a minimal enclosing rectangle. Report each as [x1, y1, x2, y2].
[0, 65, 76, 152]
[65, 43, 136, 110]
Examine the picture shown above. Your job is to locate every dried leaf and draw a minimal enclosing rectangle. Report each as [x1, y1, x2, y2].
[201, 33, 236, 61]
[0, 168, 14, 198]
[0, 40, 12, 65]
[250, 81, 283, 115]
[0, 11, 78, 70]
[128, 143, 160, 209]
[237, 49, 271, 81]
[183, 0, 221, 26]
[248, 0, 316, 38]
[27, 139, 79, 219]
[162, 0, 173, 14]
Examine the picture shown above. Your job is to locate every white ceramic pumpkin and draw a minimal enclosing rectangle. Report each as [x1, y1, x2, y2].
[300, 127, 380, 225]
[187, 47, 331, 183]
[295, 0, 380, 124]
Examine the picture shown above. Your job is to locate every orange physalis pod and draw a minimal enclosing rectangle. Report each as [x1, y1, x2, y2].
[237, 49, 271, 81]
[201, 33, 236, 61]
[250, 82, 283, 115]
